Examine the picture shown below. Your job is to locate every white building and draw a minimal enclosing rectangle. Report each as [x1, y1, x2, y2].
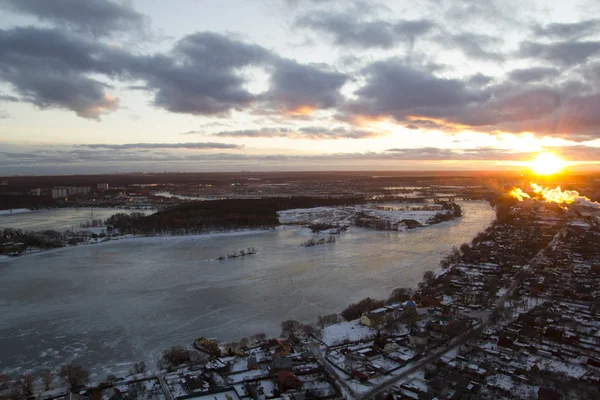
[97, 183, 109, 190]
[51, 186, 90, 198]
[52, 187, 68, 198]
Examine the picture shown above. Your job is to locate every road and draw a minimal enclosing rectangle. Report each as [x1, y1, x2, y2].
[157, 374, 173, 400]
[310, 343, 359, 399]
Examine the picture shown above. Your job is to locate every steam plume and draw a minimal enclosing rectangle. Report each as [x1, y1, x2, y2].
[509, 183, 600, 209]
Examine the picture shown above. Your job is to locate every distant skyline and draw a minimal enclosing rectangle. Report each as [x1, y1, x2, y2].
[1, 0, 600, 174]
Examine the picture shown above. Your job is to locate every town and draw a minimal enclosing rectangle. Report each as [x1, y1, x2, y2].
[2, 184, 600, 400]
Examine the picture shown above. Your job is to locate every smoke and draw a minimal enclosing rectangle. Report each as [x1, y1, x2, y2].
[509, 183, 600, 209]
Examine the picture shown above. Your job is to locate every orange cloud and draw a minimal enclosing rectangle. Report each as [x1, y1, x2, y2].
[282, 105, 314, 116]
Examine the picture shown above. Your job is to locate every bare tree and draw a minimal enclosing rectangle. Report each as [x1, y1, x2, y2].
[129, 382, 147, 400]
[59, 364, 90, 391]
[255, 333, 267, 343]
[302, 323, 315, 337]
[19, 372, 35, 396]
[161, 346, 190, 369]
[281, 320, 302, 339]
[8, 381, 22, 400]
[42, 369, 54, 391]
[423, 270, 435, 284]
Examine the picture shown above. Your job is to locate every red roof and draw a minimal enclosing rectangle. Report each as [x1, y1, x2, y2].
[352, 370, 368, 380]
[538, 387, 562, 400]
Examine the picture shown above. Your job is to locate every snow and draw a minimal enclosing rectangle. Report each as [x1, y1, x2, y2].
[0, 208, 31, 215]
[277, 205, 442, 226]
[228, 368, 268, 383]
[321, 319, 375, 346]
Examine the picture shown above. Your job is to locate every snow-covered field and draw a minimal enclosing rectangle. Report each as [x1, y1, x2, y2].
[321, 320, 374, 346]
[277, 204, 443, 227]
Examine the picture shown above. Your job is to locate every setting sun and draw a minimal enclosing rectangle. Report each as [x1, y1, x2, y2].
[529, 153, 566, 175]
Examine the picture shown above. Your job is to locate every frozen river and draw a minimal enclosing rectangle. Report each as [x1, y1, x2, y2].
[0, 201, 494, 377]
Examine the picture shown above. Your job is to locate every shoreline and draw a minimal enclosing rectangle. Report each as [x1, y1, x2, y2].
[0, 201, 471, 261]
[0, 214, 464, 262]
[0, 227, 278, 262]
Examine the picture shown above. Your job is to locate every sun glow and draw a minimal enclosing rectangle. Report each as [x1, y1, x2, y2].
[528, 153, 566, 175]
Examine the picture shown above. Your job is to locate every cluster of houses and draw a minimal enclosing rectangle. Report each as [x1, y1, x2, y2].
[165, 337, 341, 400]
[381, 200, 600, 399]
[30, 337, 341, 400]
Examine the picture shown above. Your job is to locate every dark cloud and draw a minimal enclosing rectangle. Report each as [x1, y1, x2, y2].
[385, 147, 507, 160]
[1, 0, 146, 37]
[136, 32, 272, 115]
[547, 144, 600, 161]
[0, 27, 345, 118]
[520, 40, 600, 66]
[383, 146, 600, 161]
[508, 67, 560, 83]
[296, 12, 435, 49]
[430, 0, 522, 26]
[346, 58, 484, 122]
[0, 27, 122, 119]
[209, 126, 383, 139]
[0, 94, 20, 102]
[467, 73, 494, 87]
[581, 62, 600, 86]
[264, 59, 348, 113]
[78, 142, 243, 150]
[342, 55, 600, 140]
[533, 19, 600, 40]
[443, 33, 505, 61]
[0, 25, 351, 118]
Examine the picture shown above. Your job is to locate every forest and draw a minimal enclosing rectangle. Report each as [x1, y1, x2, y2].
[106, 196, 367, 234]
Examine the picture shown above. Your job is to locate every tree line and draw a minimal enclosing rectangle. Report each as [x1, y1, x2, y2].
[106, 196, 367, 235]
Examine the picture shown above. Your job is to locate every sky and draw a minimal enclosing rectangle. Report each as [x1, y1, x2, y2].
[1, 0, 600, 174]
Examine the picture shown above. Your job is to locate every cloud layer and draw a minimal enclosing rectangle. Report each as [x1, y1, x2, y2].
[1, 0, 600, 173]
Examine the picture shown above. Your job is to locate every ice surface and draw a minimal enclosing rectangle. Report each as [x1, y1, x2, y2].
[0, 208, 31, 215]
[0, 201, 494, 375]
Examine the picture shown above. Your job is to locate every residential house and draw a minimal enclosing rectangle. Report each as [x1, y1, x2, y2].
[359, 348, 382, 361]
[277, 370, 302, 391]
[461, 291, 480, 304]
[410, 330, 430, 347]
[537, 387, 562, 400]
[247, 355, 259, 370]
[351, 370, 369, 382]
[264, 339, 292, 357]
[271, 356, 293, 373]
[360, 309, 387, 328]
[373, 337, 398, 352]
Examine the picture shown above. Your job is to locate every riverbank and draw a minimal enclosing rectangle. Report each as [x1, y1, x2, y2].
[0, 227, 276, 262]
[0, 208, 32, 215]
[0, 202, 462, 259]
